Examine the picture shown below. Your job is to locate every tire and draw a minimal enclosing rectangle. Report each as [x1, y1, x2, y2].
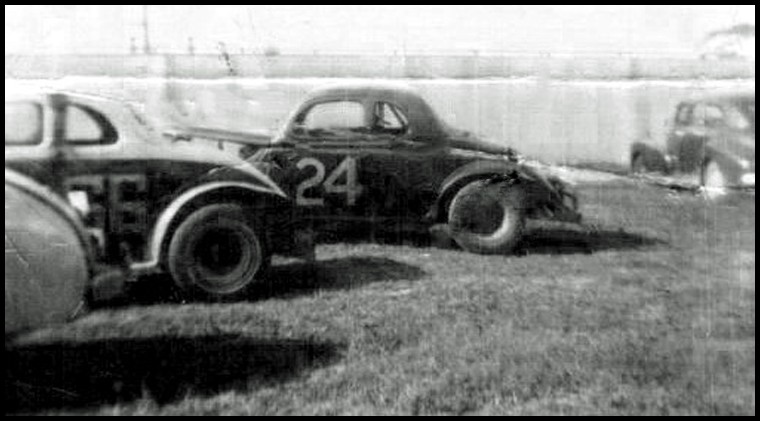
[448, 180, 526, 255]
[167, 204, 268, 301]
[701, 160, 727, 189]
[631, 153, 647, 175]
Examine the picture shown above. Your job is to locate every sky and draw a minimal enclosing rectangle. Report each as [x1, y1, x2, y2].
[4, 5, 756, 56]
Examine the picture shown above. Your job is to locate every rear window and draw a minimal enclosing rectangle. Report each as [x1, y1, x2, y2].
[65, 104, 118, 145]
[5, 102, 43, 146]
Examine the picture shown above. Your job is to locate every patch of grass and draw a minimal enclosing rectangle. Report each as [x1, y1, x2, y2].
[5, 182, 755, 415]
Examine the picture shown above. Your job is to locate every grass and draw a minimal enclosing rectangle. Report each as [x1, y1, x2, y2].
[5, 179, 755, 415]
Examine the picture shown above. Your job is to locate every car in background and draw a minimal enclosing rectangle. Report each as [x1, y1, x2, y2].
[5, 89, 307, 301]
[241, 84, 582, 255]
[631, 93, 755, 189]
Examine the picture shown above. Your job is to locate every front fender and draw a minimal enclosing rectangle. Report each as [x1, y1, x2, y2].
[433, 160, 552, 223]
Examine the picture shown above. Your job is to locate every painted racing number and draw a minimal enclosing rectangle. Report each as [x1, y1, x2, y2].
[296, 157, 364, 207]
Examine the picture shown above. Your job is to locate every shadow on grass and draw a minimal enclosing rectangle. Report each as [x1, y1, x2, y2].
[116, 256, 428, 306]
[5, 334, 342, 414]
[256, 256, 428, 300]
[315, 224, 665, 257]
[516, 227, 667, 256]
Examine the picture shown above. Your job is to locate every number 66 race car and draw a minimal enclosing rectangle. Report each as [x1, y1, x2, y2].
[238, 84, 581, 254]
[6, 89, 307, 301]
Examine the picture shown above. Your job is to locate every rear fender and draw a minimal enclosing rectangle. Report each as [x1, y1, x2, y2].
[703, 146, 745, 185]
[131, 182, 289, 275]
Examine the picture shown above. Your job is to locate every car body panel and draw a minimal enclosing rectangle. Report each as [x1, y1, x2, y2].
[248, 83, 581, 228]
[6, 90, 291, 276]
[633, 92, 754, 187]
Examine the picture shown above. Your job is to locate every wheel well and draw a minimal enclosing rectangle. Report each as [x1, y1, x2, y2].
[158, 188, 285, 268]
[436, 174, 513, 223]
[630, 144, 650, 168]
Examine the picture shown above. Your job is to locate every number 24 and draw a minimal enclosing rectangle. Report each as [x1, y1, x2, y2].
[296, 157, 364, 207]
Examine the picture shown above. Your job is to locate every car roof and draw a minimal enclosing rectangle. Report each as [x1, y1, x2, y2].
[685, 91, 755, 106]
[5, 87, 123, 106]
[304, 82, 426, 106]
[4, 85, 48, 102]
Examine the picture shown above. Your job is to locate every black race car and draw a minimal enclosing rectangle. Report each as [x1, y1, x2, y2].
[242, 84, 581, 254]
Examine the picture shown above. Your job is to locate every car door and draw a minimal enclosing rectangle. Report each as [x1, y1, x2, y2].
[362, 101, 442, 219]
[666, 103, 694, 171]
[281, 99, 377, 220]
[57, 102, 150, 259]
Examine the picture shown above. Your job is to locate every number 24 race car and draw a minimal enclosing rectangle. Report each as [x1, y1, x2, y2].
[233, 83, 582, 254]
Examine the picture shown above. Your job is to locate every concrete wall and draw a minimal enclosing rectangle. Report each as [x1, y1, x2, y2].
[5, 54, 756, 80]
[9, 77, 751, 170]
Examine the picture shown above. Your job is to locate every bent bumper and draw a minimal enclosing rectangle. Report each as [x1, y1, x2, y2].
[540, 187, 582, 224]
[552, 196, 583, 223]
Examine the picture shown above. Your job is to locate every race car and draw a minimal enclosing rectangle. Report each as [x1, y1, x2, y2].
[5, 89, 308, 301]
[631, 92, 755, 189]
[240, 84, 581, 254]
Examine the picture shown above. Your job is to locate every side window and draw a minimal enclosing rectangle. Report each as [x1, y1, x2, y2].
[5, 102, 43, 146]
[692, 103, 725, 128]
[675, 104, 693, 126]
[65, 105, 117, 145]
[373, 102, 409, 135]
[302, 101, 366, 133]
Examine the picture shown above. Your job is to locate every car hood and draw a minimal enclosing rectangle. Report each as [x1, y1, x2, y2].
[442, 128, 577, 196]
[444, 129, 517, 157]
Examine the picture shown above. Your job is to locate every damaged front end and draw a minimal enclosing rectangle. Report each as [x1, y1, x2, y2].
[514, 161, 583, 224]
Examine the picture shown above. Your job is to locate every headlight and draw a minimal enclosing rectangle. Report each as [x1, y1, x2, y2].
[741, 173, 755, 186]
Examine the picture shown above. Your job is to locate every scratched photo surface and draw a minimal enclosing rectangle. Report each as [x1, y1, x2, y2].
[4, 5, 755, 416]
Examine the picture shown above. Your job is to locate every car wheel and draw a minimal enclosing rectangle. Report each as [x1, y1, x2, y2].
[701, 161, 728, 189]
[448, 180, 526, 255]
[631, 153, 648, 175]
[168, 204, 268, 301]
